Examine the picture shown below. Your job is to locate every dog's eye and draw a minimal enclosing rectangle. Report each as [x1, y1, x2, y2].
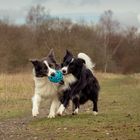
[49, 64, 53, 67]
[61, 63, 63, 67]
[69, 62, 75, 68]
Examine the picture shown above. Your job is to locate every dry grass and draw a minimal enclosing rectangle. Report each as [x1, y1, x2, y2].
[0, 73, 33, 119]
[0, 73, 33, 97]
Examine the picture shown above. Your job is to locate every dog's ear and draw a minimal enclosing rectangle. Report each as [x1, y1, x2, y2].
[29, 59, 40, 66]
[66, 49, 73, 57]
[63, 50, 73, 61]
[47, 49, 57, 64]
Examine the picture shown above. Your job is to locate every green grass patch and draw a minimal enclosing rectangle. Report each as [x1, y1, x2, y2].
[28, 73, 140, 140]
[0, 99, 31, 120]
[29, 113, 140, 140]
[0, 109, 29, 120]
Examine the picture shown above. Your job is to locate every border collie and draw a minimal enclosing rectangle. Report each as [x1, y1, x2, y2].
[57, 50, 100, 115]
[30, 49, 76, 118]
[30, 49, 61, 118]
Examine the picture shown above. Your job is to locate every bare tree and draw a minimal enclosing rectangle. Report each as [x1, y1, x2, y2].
[26, 4, 50, 28]
[99, 10, 121, 72]
[0, 7, 139, 73]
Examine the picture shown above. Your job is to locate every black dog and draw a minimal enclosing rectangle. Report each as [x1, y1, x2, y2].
[57, 50, 100, 115]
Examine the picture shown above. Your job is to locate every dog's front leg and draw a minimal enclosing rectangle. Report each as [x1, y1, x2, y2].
[32, 94, 41, 117]
[48, 97, 60, 118]
[57, 94, 70, 116]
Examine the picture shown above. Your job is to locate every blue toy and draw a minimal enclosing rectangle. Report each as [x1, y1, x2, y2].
[48, 70, 63, 83]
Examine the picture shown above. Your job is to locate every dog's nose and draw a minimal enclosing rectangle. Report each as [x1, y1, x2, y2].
[51, 72, 55, 77]
[62, 70, 66, 74]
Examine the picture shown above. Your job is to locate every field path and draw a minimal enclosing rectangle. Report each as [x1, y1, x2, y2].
[0, 107, 51, 140]
[0, 114, 39, 140]
[0, 104, 77, 140]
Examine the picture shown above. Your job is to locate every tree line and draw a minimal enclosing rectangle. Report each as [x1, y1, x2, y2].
[0, 5, 140, 73]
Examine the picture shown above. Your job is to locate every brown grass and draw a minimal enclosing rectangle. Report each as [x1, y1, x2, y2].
[0, 73, 33, 119]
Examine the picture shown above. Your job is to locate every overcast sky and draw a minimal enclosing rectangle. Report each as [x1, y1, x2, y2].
[0, 0, 140, 28]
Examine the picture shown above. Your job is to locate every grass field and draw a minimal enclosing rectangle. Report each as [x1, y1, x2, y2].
[0, 73, 140, 140]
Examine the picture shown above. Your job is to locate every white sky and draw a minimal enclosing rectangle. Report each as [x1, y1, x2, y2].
[0, 0, 140, 28]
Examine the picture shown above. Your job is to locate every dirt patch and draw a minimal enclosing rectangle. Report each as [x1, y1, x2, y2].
[0, 117, 33, 140]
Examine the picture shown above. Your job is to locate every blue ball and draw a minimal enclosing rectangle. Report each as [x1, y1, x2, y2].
[48, 70, 63, 83]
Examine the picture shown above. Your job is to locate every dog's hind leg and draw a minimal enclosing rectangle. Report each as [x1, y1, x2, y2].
[72, 95, 80, 115]
[92, 99, 98, 115]
[32, 94, 41, 117]
[90, 84, 99, 116]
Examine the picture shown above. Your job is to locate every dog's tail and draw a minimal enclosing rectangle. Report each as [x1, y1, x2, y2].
[78, 53, 95, 70]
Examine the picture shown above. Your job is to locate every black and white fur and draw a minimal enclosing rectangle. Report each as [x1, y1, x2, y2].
[57, 50, 100, 116]
[30, 49, 76, 118]
[30, 49, 61, 118]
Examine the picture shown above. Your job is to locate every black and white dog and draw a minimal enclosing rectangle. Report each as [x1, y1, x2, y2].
[30, 49, 76, 118]
[57, 50, 100, 115]
[30, 49, 61, 118]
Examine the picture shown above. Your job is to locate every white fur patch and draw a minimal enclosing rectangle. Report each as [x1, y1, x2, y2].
[48, 98, 60, 118]
[71, 58, 74, 63]
[32, 94, 41, 117]
[34, 77, 58, 97]
[73, 108, 79, 114]
[43, 60, 56, 76]
[62, 66, 68, 74]
[78, 53, 95, 71]
[48, 113, 55, 118]
[57, 104, 65, 116]
[59, 74, 77, 91]
[93, 111, 98, 116]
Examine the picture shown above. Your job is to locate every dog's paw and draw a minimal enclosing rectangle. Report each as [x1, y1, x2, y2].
[48, 113, 55, 118]
[57, 110, 63, 116]
[32, 108, 39, 117]
[57, 112, 63, 116]
[72, 108, 79, 115]
[93, 111, 98, 116]
[57, 104, 65, 116]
